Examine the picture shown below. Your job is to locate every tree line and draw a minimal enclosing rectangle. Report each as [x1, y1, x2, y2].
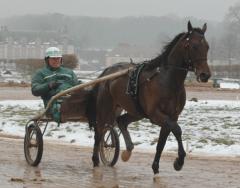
[0, 3, 240, 77]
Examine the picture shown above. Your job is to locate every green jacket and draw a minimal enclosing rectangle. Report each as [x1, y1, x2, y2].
[31, 65, 79, 107]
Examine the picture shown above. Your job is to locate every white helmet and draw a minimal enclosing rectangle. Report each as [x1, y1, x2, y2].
[45, 47, 62, 58]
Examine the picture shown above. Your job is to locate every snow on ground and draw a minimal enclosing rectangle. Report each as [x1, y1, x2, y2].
[220, 82, 240, 89]
[0, 100, 240, 156]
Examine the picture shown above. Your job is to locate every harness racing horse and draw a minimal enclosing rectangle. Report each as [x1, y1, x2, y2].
[91, 21, 211, 174]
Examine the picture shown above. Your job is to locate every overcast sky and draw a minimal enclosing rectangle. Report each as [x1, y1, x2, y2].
[0, 0, 239, 21]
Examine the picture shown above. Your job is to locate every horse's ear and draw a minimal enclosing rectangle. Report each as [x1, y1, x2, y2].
[188, 21, 193, 32]
[202, 23, 207, 33]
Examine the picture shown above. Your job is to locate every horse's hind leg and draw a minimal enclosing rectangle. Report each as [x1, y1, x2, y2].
[117, 113, 141, 161]
[92, 126, 101, 167]
[93, 89, 115, 167]
[171, 123, 186, 171]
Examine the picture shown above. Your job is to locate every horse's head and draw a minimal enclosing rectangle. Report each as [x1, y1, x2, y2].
[182, 21, 211, 82]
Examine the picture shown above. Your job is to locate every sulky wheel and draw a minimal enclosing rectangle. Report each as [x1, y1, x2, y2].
[24, 123, 43, 166]
[99, 127, 120, 166]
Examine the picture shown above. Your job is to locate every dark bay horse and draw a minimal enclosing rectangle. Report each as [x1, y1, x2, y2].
[91, 21, 211, 174]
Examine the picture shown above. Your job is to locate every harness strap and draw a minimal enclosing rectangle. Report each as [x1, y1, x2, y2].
[126, 63, 146, 116]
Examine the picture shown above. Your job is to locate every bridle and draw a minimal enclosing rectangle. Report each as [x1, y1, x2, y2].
[167, 31, 207, 73]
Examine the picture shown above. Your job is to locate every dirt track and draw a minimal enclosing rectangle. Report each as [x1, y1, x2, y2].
[1, 86, 240, 100]
[1, 86, 240, 187]
[1, 136, 240, 188]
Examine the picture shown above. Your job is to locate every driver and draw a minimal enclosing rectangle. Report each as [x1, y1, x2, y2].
[31, 47, 79, 123]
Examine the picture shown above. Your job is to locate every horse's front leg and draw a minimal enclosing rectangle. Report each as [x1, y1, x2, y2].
[152, 125, 170, 174]
[150, 109, 186, 174]
[169, 120, 186, 171]
[148, 110, 172, 174]
[92, 126, 101, 167]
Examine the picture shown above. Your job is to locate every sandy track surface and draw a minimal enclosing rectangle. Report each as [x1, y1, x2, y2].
[0, 87, 37, 100]
[0, 86, 240, 100]
[1, 136, 240, 188]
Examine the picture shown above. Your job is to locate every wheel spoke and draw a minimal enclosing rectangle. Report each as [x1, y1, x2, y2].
[24, 123, 43, 166]
[99, 127, 120, 166]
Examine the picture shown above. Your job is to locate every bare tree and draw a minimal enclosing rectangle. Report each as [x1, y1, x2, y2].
[224, 4, 240, 60]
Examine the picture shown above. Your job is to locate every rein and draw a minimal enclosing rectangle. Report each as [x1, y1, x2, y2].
[167, 33, 208, 73]
[183, 32, 207, 72]
[166, 57, 207, 73]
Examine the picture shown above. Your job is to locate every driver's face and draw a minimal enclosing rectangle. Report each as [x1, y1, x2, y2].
[48, 57, 61, 68]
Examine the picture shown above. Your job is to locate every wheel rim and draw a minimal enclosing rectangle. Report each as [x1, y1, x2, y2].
[100, 129, 117, 165]
[25, 126, 40, 164]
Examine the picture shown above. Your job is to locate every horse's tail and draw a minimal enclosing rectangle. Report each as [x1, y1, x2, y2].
[86, 89, 97, 130]
[86, 67, 111, 130]
[86, 62, 131, 130]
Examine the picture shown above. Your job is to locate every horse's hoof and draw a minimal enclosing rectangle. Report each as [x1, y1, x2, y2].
[93, 166, 100, 170]
[121, 150, 132, 162]
[92, 155, 100, 167]
[93, 161, 100, 167]
[152, 161, 159, 174]
[173, 159, 183, 171]
[153, 173, 161, 182]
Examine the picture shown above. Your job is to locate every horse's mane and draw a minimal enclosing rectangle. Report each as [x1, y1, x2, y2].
[145, 28, 206, 71]
[144, 32, 186, 71]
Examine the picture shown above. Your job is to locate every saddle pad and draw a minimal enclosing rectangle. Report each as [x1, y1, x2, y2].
[126, 63, 145, 97]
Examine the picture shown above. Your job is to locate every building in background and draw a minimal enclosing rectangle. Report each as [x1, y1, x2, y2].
[0, 25, 75, 60]
[0, 39, 75, 60]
